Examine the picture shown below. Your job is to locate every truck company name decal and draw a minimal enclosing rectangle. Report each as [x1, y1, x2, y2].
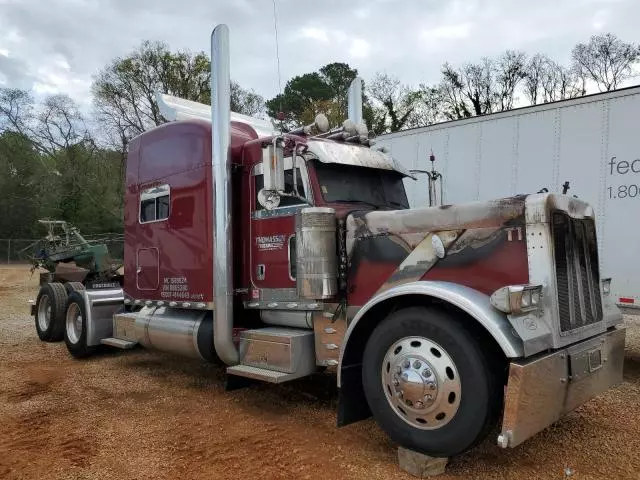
[256, 235, 286, 251]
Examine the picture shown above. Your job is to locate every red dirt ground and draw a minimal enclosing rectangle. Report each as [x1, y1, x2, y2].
[1, 265, 639, 479]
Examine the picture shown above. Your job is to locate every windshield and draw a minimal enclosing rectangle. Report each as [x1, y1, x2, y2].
[313, 161, 409, 209]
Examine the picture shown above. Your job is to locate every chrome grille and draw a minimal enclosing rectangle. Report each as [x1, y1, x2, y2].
[552, 212, 603, 333]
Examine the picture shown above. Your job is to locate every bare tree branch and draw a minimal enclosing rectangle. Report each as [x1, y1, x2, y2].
[368, 73, 423, 133]
[439, 64, 471, 120]
[572, 34, 640, 91]
[496, 51, 527, 111]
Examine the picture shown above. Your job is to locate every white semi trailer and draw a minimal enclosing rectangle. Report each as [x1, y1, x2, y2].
[378, 86, 640, 309]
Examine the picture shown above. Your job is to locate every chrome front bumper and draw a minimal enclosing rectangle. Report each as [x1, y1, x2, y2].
[498, 326, 625, 448]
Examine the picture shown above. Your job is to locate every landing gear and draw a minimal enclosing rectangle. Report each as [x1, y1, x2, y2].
[362, 306, 503, 457]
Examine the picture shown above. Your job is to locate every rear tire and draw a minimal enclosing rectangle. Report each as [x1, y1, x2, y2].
[64, 282, 85, 294]
[64, 291, 96, 358]
[362, 306, 503, 457]
[34, 283, 68, 342]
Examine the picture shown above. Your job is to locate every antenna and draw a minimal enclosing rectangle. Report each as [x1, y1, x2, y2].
[272, 0, 283, 114]
[409, 151, 444, 207]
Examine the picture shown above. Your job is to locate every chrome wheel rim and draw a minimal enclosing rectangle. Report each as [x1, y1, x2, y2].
[66, 303, 82, 344]
[381, 336, 461, 430]
[37, 294, 51, 331]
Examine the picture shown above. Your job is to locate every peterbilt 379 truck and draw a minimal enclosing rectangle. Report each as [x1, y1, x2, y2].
[32, 25, 625, 458]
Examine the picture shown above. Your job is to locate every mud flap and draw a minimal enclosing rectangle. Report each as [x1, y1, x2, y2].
[337, 363, 371, 426]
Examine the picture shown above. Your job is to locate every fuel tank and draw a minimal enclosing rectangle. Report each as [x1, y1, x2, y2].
[296, 207, 338, 299]
[133, 306, 218, 362]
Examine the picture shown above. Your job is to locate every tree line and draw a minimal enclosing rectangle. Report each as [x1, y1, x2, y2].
[0, 32, 638, 239]
[268, 33, 640, 134]
[0, 41, 265, 239]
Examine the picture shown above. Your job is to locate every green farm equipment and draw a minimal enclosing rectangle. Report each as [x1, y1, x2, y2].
[21, 220, 123, 286]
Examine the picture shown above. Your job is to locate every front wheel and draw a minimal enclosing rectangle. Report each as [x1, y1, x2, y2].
[362, 306, 503, 457]
[64, 291, 96, 358]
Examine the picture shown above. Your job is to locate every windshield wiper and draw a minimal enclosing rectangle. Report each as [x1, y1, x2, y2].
[332, 199, 380, 210]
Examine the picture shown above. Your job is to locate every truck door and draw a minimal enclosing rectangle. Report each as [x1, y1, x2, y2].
[136, 184, 169, 292]
[250, 159, 312, 292]
[136, 248, 159, 290]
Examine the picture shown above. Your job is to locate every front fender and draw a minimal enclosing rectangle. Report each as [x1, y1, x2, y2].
[338, 281, 524, 387]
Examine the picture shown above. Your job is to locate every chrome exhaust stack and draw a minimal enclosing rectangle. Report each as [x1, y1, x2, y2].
[347, 76, 373, 145]
[211, 24, 239, 366]
[347, 76, 363, 125]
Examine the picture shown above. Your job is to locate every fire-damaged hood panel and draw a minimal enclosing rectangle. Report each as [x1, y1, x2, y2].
[345, 195, 529, 304]
[524, 193, 595, 223]
[346, 195, 526, 256]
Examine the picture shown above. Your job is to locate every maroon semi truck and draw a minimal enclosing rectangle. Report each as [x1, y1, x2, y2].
[32, 25, 625, 458]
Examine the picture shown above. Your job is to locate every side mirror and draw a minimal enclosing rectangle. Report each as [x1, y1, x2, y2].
[257, 189, 281, 211]
[258, 137, 310, 210]
[262, 139, 285, 191]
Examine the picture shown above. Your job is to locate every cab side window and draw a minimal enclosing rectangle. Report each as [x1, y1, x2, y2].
[140, 184, 171, 223]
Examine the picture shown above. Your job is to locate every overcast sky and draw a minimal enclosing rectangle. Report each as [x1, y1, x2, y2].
[1, 0, 639, 108]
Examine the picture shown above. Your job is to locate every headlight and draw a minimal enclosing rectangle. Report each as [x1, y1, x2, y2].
[490, 285, 543, 314]
[602, 278, 612, 296]
[530, 288, 541, 306]
[520, 290, 531, 308]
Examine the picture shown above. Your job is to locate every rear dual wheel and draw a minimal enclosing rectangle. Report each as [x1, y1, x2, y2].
[64, 291, 96, 358]
[35, 283, 67, 342]
[362, 306, 503, 457]
[64, 282, 85, 294]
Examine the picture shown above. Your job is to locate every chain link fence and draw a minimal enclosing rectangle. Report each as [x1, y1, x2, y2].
[0, 239, 39, 264]
[104, 240, 124, 262]
[0, 239, 124, 265]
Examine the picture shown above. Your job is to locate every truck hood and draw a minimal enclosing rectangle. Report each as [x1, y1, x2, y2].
[343, 195, 530, 300]
[345, 195, 527, 257]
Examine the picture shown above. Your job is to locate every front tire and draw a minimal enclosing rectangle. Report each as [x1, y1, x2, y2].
[64, 291, 96, 358]
[35, 283, 68, 342]
[362, 306, 503, 457]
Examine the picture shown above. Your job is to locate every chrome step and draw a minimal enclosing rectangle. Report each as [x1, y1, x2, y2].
[226, 364, 308, 383]
[100, 337, 137, 349]
[229, 327, 317, 383]
[239, 327, 316, 374]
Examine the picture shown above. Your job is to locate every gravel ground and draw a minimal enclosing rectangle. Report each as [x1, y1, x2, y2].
[1, 265, 639, 480]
